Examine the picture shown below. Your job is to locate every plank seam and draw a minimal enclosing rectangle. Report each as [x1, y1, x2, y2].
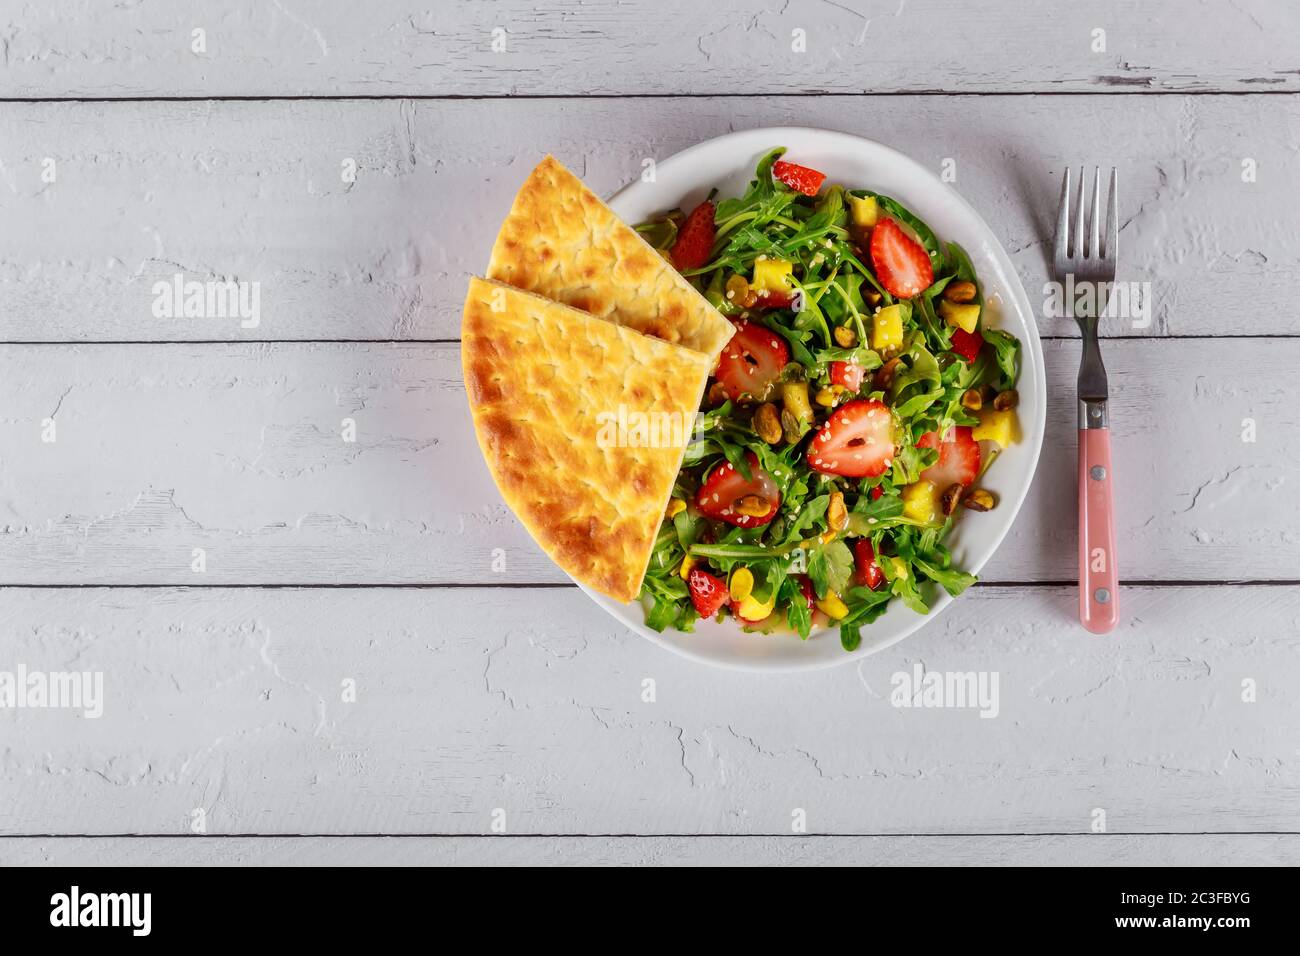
[0, 580, 1295, 590]
[4, 831, 1299, 839]
[2, 90, 1300, 104]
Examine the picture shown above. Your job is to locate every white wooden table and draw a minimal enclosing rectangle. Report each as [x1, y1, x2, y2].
[2, 0, 1298, 867]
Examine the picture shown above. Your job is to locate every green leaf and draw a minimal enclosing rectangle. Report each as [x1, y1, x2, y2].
[914, 556, 977, 597]
[982, 327, 1020, 390]
[781, 577, 813, 640]
[840, 624, 862, 652]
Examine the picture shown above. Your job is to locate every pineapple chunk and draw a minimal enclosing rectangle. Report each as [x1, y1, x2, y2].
[815, 590, 849, 620]
[737, 590, 777, 622]
[751, 257, 794, 295]
[902, 480, 940, 523]
[939, 299, 980, 333]
[872, 304, 905, 351]
[972, 408, 1020, 447]
[728, 567, 754, 602]
[850, 195, 879, 228]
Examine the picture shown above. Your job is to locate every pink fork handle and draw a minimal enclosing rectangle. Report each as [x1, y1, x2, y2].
[1078, 428, 1118, 633]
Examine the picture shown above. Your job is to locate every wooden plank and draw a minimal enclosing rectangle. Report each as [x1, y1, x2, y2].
[0, 584, 1295, 834]
[1, 95, 1297, 342]
[3, 834, 1298, 866]
[0, 338, 1293, 585]
[5, 1, 1298, 98]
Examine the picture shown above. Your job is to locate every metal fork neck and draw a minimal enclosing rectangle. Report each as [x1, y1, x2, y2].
[1079, 399, 1109, 430]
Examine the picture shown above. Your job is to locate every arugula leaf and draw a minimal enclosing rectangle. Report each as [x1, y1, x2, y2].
[781, 577, 812, 640]
[889, 335, 945, 419]
[913, 555, 977, 597]
[840, 624, 862, 652]
[981, 327, 1020, 390]
[807, 537, 854, 599]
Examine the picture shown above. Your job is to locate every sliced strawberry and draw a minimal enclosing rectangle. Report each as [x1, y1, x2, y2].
[753, 289, 797, 310]
[696, 452, 781, 528]
[870, 485, 884, 501]
[772, 160, 827, 197]
[687, 568, 729, 619]
[829, 360, 866, 393]
[870, 217, 933, 298]
[806, 399, 895, 478]
[917, 425, 981, 489]
[670, 199, 716, 272]
[853, 539, 885, 591]
[713, 319, 790, 402]
[949, 326, 983, 364]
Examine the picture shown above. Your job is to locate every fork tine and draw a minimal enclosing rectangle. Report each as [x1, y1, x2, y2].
[1104, 166, 1118, 262]
[1089, 166, 1101, 260]
[1073, 165, 1087, 259]
[1055, 166, 1071, 261]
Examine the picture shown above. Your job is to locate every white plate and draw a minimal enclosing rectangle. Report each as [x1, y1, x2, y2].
[580, 127, 1045, 672]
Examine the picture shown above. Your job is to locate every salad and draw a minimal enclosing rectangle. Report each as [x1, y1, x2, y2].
[635, 148, 1022, 652]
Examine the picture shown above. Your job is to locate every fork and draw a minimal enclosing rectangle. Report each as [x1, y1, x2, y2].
[1053, 166, 1119, 634]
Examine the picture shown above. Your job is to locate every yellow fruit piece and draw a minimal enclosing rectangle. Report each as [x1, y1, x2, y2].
[678, 554, 696, 580]
[888, 557, 909, 581]
[938, 299, 980, 333]
[729, 567, 755, 602]
[972, 408, 1020, 447]
[871, 304, 905, 351]
[666, 497, 686, 519]
[737, 591, 777, 622]
[815, 590, 849, 620]
[902, 480, 940, 523]
[751, 257, 794, 294]
[850, 195, 879, 228]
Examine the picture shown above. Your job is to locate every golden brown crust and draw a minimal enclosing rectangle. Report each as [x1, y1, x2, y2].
[487, 155, 733, 358]
[462, 277, 710, 602]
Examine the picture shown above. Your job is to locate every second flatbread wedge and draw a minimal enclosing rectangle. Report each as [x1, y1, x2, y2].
[462, 277, 710, 603]
[487, 155, 734, 357]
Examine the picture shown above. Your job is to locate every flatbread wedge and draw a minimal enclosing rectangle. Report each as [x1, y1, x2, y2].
[487, 155, 734, 358]
[462, 277, 711, 602]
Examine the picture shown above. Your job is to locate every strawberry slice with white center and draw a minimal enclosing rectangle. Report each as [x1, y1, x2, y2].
[695, 452, 781, 528]
[687, 568, 729, 619]
[713, 319, 790, 402]
[829, 360, 866, 393]
[869, 217, 934, 298]
[806, 399, 895, 478]
[917, 425, 981, 488]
